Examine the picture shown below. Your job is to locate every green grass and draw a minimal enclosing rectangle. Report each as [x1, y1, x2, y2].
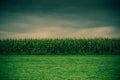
[0, 55, 120, 80]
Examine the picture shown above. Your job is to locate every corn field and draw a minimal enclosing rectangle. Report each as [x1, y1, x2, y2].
[0, 39, 120, 55]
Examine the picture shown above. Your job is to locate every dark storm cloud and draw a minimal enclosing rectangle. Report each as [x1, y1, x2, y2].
[0, 0, 120, 34]
[0, 0, 119, 12]
[0, 0, 119, 18]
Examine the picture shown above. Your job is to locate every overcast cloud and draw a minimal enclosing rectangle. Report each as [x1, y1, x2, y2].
[0, 0, 120, 39]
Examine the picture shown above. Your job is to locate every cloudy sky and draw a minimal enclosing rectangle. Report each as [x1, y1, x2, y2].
[0, 0, 120, 39]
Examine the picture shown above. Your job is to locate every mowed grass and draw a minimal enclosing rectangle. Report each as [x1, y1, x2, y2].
[0, 55, 120, 80]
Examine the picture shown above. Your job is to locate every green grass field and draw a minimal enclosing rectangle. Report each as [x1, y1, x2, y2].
[0, 55, 120, 80]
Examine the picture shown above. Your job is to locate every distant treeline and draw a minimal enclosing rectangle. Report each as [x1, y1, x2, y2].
[0, 39, 120, 55]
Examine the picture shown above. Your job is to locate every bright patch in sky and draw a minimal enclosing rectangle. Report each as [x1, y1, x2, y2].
[0, 26, 119, 39]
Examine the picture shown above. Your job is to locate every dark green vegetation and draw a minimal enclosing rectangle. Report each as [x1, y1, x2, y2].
[0, 39, 120, 55]
[0, 55, 120, 80]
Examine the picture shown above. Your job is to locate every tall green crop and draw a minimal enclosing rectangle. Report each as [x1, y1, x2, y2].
[0, 38, 120, 55]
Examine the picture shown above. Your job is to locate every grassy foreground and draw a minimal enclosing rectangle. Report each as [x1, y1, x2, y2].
[0, 55, 120, 80]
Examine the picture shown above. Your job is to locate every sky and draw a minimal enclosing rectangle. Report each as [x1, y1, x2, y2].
[0, 0, 120, 39]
